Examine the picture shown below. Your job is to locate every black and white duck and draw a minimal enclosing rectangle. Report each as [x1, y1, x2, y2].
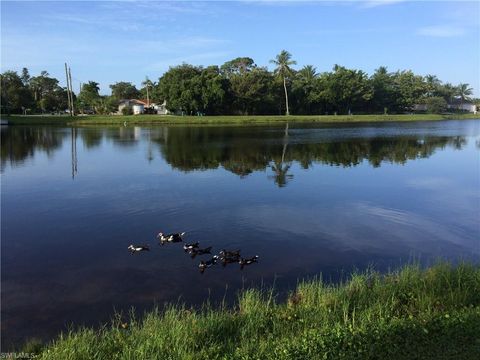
[128, 245, 150, 254]
[199, 255, 218, 274]
[157, 232, 185, 245]
[239, 255, 259, 269]
[219, 249, 241, 266]
[219, 249, 240, 258]
[183, 242, 200, 252]
[190, 246, 212, 258]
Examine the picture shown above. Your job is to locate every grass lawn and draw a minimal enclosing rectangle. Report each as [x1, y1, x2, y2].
[26, 262, 480, 359]
[4, 113, 479, 126]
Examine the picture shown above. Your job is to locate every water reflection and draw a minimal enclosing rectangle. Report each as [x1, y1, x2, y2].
[1, 123, 471, 186]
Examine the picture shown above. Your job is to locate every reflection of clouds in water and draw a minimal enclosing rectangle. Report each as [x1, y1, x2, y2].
[234, 201, 479, 256]
[406, 177, 452, 190]
[406, 177, 479, 230]
[351, 202, 478, 254]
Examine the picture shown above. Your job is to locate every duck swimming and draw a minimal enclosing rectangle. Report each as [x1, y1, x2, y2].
[183, 242, 200, 252]
[190, 246, 212, 258]
[219, 249, 240, 258]
[219, 249, 241, 267]
[128, 245, 150, 254]
[157, 232, 185, 245]
[199, 255, 218, 274]
[239, 255, 259, 269]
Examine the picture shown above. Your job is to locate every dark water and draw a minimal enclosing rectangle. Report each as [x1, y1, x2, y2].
[1, 120, 480, 347]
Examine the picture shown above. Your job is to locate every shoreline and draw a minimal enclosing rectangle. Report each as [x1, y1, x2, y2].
[21, 262, 480, 359]
[3, 113, 479, 126]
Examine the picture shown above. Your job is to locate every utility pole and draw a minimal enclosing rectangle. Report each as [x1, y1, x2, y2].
[65, 63, 72, 116]
[68, 67, 75, 115]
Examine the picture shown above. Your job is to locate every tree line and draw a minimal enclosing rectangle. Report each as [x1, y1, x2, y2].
[1, 51, 476, 116]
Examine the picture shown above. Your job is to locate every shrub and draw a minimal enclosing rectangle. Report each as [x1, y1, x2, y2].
[121, 105, 133, 116]
[425, 97, 447, 114]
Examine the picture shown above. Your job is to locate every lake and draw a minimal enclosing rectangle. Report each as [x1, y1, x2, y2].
[1, 119, 479, 348]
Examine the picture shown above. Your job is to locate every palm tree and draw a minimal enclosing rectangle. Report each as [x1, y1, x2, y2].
[270, 50, 296, 115]
[297, 65, 317, 83]
[142, 77, 154, 107]
[456, 83, 473, 110]
[424, 74, 441, 97]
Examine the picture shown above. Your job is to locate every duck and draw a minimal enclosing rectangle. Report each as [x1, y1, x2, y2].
[128, 245, 150, 254]
[219, 249, 241, 267]
[199, 255, 218, 274]
[157, 232, 185, 245]
[239, 255, 259, 269]
[183, 242, 200, 252]
[219, 249, 241, 258]
[190, 246, 212, 259]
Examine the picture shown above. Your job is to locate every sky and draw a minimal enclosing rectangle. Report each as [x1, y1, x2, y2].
[1, 0, 479, 96]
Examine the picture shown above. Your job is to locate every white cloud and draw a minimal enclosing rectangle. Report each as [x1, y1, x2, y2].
[417, 25, 466, 37]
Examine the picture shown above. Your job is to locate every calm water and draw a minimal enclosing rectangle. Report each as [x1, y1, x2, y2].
[1, 120, 480, 347]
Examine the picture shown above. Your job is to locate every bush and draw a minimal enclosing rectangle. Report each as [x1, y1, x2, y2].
[424, 97, 447, 114]
[121, 105, 133, 116]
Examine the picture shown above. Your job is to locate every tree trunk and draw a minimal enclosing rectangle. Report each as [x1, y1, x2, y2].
[283, 76, 290, 116]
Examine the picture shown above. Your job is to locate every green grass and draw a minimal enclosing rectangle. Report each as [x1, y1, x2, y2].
[4, 113, 479, 126]
[32, 262, 480, 359]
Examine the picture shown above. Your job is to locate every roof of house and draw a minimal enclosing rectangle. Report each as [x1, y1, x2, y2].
[119, 99, 147, 106]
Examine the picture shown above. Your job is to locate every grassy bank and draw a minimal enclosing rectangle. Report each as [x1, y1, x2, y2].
[33, 262, 480, 359]
[4, 113, 479, 126]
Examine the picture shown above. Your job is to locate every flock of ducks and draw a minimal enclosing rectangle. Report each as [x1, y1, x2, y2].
[128, 232, 259, 274]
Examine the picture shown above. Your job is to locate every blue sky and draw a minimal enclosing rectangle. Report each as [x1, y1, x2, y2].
[1, 0, 479, 96]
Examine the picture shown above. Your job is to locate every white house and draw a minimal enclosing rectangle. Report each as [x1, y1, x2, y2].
[414, 99, 477, 114]
[117, 99, 169, 115]
[447, 99, 477, 113]
[118, 99, 147, 115]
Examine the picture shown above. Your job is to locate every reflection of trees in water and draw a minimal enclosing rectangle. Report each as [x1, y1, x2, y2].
[1, 126, 64, 171]
[1, 125, 469, 187]
[155, 126, 467, 187]
[268, 123, 293, 187]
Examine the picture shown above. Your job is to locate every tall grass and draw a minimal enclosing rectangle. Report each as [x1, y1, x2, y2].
[36, 262, 480, 359]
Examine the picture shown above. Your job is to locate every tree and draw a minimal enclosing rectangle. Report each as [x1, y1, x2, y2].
[20, 67, 31, 86]
[370, 66, 398, 113]
[292, 65, 318, 114]
[141, 77, 154, 106]
[221, 57, 255, 77]
[1, 71, 33, 114]
[323, 65, 373, 114]
[424, 74, 441, 97]
[456, 83, 473, 110]
[424, 96, 447, 114]
[229, 67, 277, 115]
[270, 50, 296, 115]
[29, 71, 66, 112]
[392, 70, 426, 112]
[77, 81, 101, 113]
[109, 82, 140, 100]
[157, 64, 202, 114]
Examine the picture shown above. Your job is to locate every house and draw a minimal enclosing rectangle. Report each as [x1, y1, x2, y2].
[414, 99, 477, 114]
[446, 99, 477, 113]
[117, 99, 169, 115]
[118, 99, 147, 115]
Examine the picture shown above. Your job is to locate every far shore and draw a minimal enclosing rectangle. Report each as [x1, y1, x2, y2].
[3, 113, 479, 126]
